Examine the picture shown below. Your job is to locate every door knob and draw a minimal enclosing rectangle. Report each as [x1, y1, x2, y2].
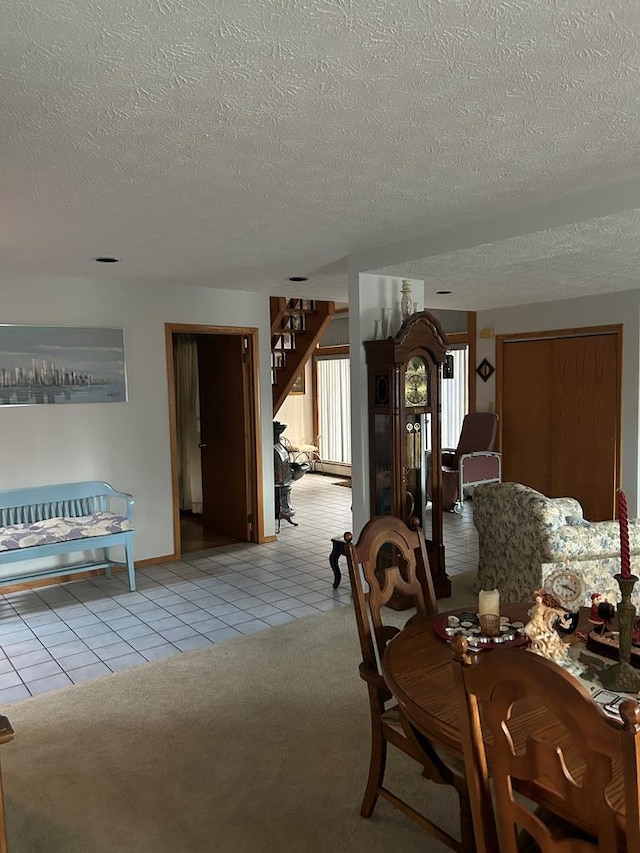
[199, 443, 207, 448]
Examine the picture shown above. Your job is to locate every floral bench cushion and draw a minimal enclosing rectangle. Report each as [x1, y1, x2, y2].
[0, 512, 133, 552]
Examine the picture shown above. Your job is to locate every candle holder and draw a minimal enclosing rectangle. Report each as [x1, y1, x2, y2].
[479, 613, 501, 638]
[599, 573, 640, 693]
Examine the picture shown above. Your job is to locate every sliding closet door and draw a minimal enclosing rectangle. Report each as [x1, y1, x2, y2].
[549, 333, 618, 519]
[499, 329, 620, 521]
[501, 338, 554, 496]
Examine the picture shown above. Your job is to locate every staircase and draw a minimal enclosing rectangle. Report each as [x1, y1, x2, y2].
[271, 297, 335, 415]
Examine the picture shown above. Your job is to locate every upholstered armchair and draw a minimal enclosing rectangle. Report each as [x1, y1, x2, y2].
[473, 482, 640, 608]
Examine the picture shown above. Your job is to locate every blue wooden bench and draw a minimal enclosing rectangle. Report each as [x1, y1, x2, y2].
[0, 481, 136, 591]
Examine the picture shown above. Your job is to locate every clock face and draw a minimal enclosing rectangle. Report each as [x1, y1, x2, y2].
[404, 356, 429, 407]
[545, 570, 585, 609]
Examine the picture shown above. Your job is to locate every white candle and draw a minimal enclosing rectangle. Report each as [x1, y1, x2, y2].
[478, 588, 500, 617]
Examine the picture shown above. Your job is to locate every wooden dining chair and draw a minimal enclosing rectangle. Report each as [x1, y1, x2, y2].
[345, 515, 473, 852]
[452, 636, 640, 853]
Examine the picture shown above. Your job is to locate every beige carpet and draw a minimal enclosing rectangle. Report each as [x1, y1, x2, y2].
[0, 571, 477, 852]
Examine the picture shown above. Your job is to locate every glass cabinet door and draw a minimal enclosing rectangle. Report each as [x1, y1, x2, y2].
[404, 412, 432, 539]
[373, 412, 392, 515]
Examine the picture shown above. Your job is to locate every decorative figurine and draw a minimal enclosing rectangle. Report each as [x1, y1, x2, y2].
[538, 589, 577, 633]
[594, 601, 616, 636]
[523, 590, 584, 675]
[524, 593, 571, 664]
[588, 591, 616, 635]
[589, 592, 604, 626]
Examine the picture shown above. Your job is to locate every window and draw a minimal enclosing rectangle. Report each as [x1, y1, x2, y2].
[317, 357, 351, 464]
[315, 346, 466, 465]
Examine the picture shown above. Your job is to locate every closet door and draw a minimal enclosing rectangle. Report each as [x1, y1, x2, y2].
[499, 329, 620, 521]
[501, 338, 554, 496]
[549, 333, 618, 520]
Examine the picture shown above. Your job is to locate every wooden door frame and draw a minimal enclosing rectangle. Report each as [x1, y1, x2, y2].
[165, 323, 265, 560]
[495, 323, 623, 490]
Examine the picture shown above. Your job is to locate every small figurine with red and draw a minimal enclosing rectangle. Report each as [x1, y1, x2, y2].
[588, 592, 604, 626]
[598, 603, 615, 635]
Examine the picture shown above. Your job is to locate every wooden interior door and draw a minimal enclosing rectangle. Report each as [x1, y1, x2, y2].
[197, 335, 251, 540]
[500, 330, 620, 521]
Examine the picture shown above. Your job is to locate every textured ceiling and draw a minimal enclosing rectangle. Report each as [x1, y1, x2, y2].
[375, 209, 640, 310]
[2, 0, 640, 306]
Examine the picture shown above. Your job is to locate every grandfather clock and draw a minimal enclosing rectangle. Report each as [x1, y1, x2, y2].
[364, 311, 450, 598]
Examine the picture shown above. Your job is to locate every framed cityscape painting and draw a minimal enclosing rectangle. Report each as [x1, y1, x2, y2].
[0, 325, 127, 406]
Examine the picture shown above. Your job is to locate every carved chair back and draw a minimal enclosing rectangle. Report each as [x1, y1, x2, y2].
[345, 514, 437, 684]
[452, 637, 640, 853]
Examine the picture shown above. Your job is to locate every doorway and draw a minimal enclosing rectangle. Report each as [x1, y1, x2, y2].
[497, 325, 621, 521]
[165, 323, 263, 558]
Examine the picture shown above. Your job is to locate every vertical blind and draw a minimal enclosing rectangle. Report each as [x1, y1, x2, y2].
[317, 357, 351, 464]
[441, 347, 469, 449]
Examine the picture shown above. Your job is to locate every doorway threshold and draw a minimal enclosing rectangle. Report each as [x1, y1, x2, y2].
[180, 512, 241, 554]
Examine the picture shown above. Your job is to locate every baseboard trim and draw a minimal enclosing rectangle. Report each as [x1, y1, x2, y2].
[135, 553, 175, 568]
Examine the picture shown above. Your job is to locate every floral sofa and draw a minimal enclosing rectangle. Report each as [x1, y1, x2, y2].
[472, 482, 640, 608]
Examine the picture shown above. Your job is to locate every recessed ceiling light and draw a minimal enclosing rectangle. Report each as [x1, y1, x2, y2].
[288, 276, 308, 282]
[94, 257, 119, 263]
[436, 290, 451, 294]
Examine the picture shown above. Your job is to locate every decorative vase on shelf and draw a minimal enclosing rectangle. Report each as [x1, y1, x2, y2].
[373, 319, 382, 340]
[381, 308, 392, 338]
[401, 280, 413, 322]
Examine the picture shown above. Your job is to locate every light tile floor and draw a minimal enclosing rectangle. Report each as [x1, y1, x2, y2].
[0, 474, 478, 701]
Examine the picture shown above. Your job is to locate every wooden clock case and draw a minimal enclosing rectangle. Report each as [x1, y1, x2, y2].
[364, 311, 450, 599]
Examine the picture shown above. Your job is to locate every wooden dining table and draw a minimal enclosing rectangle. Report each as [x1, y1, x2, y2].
[381, 605, 628, 835]
[382, 604, 543, 758]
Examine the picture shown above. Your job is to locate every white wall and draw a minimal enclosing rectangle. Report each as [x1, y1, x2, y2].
[0, 274, 276, 560]
[274, 360, 313, 445]
[476, 289, 640, 513]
